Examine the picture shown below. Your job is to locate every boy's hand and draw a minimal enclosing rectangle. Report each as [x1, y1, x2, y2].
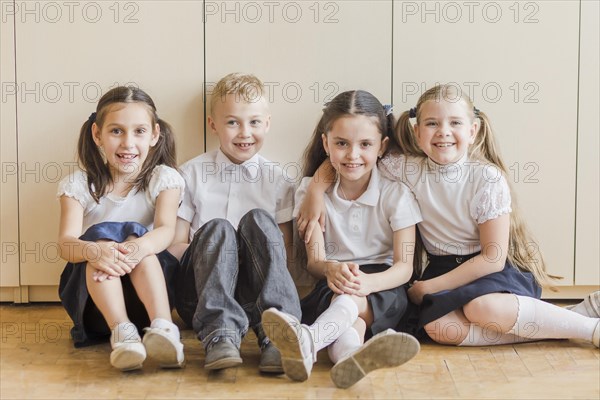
[325, 261, 361, 294]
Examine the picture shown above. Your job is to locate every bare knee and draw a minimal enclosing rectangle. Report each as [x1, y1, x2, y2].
[425, 317, 469, 345]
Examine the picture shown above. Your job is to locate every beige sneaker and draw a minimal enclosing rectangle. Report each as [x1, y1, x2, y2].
[330, 329, 420, 389]
[143, 326, 185, 368]
[566, 291, 600, 318]
[261, 308, 314, 382]
[110, 322, 146, 371]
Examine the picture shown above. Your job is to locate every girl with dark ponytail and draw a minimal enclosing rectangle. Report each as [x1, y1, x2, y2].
[57, 86, 186, 371]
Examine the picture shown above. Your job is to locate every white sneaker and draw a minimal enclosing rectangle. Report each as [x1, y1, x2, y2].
[262, 308, 314, 381]
[143, 326, 185, 368]
[330, 329, 420, 389]
[110, 322, 146, 371]
[592, 321, 599, 348]
[566, 291, 600, 318]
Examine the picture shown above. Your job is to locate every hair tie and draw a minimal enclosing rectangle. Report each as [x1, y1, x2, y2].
[409, 107, 417, 119]
[473, 107, 480, 117]
[383, 104, 393, 116]
[88, 112, 97, 122]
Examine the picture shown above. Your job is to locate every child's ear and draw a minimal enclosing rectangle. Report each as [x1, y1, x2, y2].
[321, 133, 329, 155]
[264, 114, 271, 133]
[91, 123, 102, 146]
[379, 137, 389, 157]
[150, 123, 160, 147]
[413, 123, 420, 139]
[469, 119, 479, 144]
[207, 115, 217, 135]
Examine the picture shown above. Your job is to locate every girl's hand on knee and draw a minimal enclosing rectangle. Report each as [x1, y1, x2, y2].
[352, 271, 374, 297]
[88, 241, 136, 277]
[326, 262, 360, 294]
[91, 270, 116, 282]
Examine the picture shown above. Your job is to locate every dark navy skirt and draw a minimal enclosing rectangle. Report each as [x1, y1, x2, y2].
[300, 264, 409, 336]
[397, 252, 542, 339]
[58, 222, 179, 348]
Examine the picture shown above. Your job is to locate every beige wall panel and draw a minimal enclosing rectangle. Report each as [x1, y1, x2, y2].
[204, 0, 393, 283]
[1, 1, 20, 289]
[393, 0, 579, 283]
[205, 0, 393, 164]
[15, 1, 204, 288]
[575, 0, 599, 285]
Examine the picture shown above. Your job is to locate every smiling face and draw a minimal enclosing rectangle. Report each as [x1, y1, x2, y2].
[92, 102, 159, 179]
[322, 115, 388, 190]
[208, 93, 271, 164]
[414, 98, 478, 165]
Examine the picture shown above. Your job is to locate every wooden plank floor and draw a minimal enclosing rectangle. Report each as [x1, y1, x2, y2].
[1, 304, 598, 399]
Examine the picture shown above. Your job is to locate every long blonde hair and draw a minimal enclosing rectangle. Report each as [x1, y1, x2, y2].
[393, 84, 557, 288]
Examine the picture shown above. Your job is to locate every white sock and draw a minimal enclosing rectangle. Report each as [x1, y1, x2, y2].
[111, 321, 141, 347]
[150, 318, 180, 341]
[327, 327, 362, 363]
[459, 323, 536, 346]
[509, 295, 598, 342]
[308, 295, 359, 353]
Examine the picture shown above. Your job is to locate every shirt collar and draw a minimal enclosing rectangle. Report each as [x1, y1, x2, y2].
[330, 167, 381, 212]
[216, 148, 261, 180]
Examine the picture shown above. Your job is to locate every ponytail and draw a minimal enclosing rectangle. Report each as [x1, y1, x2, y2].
[77, 116, 111, 203]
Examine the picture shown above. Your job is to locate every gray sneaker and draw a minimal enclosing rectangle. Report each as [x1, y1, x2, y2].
[258, 342, 284, 374]
[204, 336, 242, 370]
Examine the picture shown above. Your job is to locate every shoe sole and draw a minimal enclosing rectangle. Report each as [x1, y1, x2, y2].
[258, 364, 285, 374]
[204, 356, 243, 370]
[330, 331, 420, 389]
[143, 330, 185, 369]
[110, 346, 146, 371]
[262, 309, 310, 381]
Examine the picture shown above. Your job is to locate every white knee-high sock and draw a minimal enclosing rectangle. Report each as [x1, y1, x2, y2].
[308, 295, 359, 353]
[508, 295, 598, 342]
[459, 323, 536, 346]
[327, 327, 362, 363]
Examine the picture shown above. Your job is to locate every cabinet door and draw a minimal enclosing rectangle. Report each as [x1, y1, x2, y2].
[14, 1, 204, 298]
[575, 0, 599, 285]
[393, 0, 579, 283]
[205, 0, 393, 163]
[1, 5, 20, 301]
[204, 1, 393, 283]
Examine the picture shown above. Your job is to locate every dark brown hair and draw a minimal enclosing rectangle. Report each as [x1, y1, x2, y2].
[77, 86, 177, 203]
[302, 90, 395, 177]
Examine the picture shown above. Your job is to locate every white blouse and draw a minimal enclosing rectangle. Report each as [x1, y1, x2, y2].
[379, 153, 511, 256]
[57, 165, 185, 232]
[294, 167, 422, 266]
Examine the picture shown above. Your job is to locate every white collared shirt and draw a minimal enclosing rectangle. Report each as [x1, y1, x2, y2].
[379, 153, 512, 256]
[294, 167, 422, 265]
[178, 149, 295, 240]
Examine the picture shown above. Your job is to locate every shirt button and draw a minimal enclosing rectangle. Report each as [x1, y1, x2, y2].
[352, 225, 359, 232]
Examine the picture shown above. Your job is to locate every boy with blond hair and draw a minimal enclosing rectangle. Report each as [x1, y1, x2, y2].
[169, 73, 301, 372]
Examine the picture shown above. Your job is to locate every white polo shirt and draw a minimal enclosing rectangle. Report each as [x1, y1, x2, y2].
[178, 149, 295, 240]
[294, 167, 422, 266]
